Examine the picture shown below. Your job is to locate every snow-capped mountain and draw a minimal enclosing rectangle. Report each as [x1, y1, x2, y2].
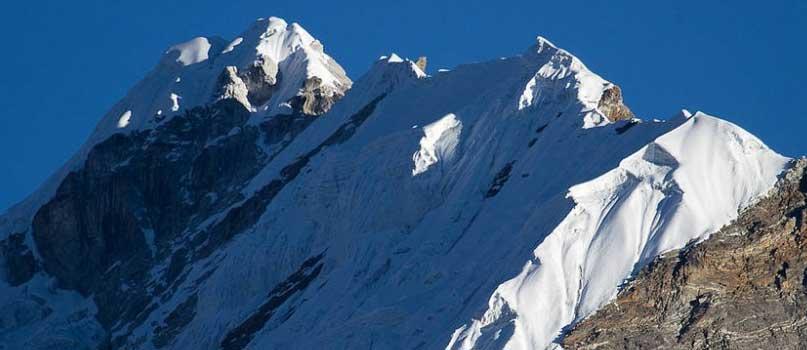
[0, 17, 791, 350]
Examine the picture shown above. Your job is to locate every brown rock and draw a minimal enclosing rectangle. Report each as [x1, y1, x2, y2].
[598, 85, 634, 122]
[416, 56, 428, 72]
[563, 158, 807, 350]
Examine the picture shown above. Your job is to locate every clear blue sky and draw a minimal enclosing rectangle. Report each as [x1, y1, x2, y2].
[1, 0, 805, 211]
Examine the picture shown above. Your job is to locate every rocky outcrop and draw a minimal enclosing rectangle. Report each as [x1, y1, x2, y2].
[22, 89, 386, 348]
[220, 252, 325, 350]
[213, 58, 281, 109]
[214, 66, 252, 108]
[213, 56, 349, 116]
[0, 232, 37, 286]
[239, 57, 280, 106]
[563, 158, 807, 349]
[29, 99, 275, 345]
[598, 85, 634, 122]
[415, 56, 428, 72]
[290, 76, 347, 116]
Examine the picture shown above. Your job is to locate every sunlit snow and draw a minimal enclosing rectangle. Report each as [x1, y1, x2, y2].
[222, 37, 244, 54]
[412, 113, 462, 176]
[116, 110, 132, 128]
[170, 93, 181, 112]
[167, 37, 213, 66]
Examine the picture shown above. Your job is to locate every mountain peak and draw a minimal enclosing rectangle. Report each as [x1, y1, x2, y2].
[520, 34, 634, 127]
[242, 17, 320, 63]
[89, 16, 351, 144]
[533, 35, 559, 53]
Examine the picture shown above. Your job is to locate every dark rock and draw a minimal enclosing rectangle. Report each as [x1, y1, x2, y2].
[195, 94, 386, 260]
[239, 57, 280, 106]
[485, 161, 516, 198]
[220, 252, 326, 350]
[0, 232, 37, 286]
[615, 119, 640, 135]
[152, 293, 198, 348]
[28, 98, 294, 343]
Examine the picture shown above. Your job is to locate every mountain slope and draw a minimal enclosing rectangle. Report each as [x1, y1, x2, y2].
[447, 114, 787, 350]
[0, 16, 351, 238]
[0, 17, 790, 350]
[562, 159, 807, 349]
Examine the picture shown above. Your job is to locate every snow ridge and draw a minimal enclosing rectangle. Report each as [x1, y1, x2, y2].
[519, 36, 622, 128]
[447, 114, 788, 350]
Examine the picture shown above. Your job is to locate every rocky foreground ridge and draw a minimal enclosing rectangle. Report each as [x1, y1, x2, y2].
[563, 158, 807, 349]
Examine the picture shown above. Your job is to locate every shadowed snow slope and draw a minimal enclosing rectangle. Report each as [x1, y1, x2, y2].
[0, 17, 789, 350]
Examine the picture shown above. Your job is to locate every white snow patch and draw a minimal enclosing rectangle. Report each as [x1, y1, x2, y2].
[412, 113, 462, 176]
[681, 109, 693, 118]
[387, 53, 404, 63]
[167, 37, 212, 66]
[170, 93, 181, 112]
[117, 110, 132, 128]
[222, 37, 244, 54]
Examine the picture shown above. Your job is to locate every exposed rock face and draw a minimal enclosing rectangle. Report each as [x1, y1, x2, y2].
[219, 252, 325, 350]
[214, 66, 252, 108]
[22, 89, 388, 348]
[598, 85, 634, 122]
[289, 76, 344, 115]
[213, 59, 284, 110]
[26, 97, 328, 346]
[563, 158, 807, 349]
[239, 57, 280, 106]
[415, 56, 428, 72]
[0, 232, 37, 286]
[212, 56, 349, 117]
[33, 100, 263, 294]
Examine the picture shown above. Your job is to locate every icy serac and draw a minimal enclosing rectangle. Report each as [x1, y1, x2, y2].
[0, 17, 790, 350]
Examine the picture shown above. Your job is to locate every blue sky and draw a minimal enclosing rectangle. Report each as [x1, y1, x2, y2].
[0, 0, 805, 211]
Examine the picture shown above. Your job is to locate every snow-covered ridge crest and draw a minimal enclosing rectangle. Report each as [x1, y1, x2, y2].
[166, 37, 218, 66]
[520, 36, 633, 128]
[332, 53, 426, 105]
[99, 16, 350, 139]
[448, 112, 789, 350]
